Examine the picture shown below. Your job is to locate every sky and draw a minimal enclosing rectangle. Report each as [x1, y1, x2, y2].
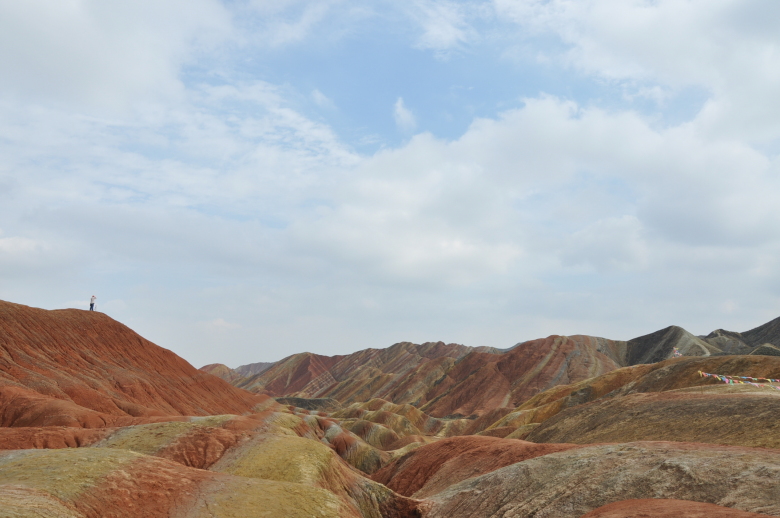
[2, 0, 780, 369]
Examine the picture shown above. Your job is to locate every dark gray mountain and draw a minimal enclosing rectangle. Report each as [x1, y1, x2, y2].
[625, 326, 720, 365]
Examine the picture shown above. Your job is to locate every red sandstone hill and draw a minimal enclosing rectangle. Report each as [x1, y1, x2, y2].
[209, 313, 780, 420]
[371, 435, 584, 498]
[418, 441, 780, 517]
[229, 335, 620, 417]
[0, 300, 268, 427]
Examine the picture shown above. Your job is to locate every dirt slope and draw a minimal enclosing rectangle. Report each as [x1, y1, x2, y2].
[372, 435, 583, 498]
[236, 336, 619, 418]
[236, 341, 472, 406]
[580, 499, 770, 517]
[421, 442, 780, 517]
[626, 325, 719, 364]
[0, 300, 267, 427]
[482, 355, 780, 441]
[526, 389, 780, 448]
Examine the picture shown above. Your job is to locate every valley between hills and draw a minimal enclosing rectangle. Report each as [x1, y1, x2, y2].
[1, 298, 780, 517]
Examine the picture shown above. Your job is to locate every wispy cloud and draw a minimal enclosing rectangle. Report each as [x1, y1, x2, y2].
[311, 89, 336, 110]
[393, 97, 417, 132]
[405, 0, 479, 55]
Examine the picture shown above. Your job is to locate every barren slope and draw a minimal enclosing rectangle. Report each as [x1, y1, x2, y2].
[485, 355, 780, 442]
[526, 389, 780, 448]
[236, 336, 620, 418]
[422, 442, 780, 517]
[580, 499, 770, 517]
[372, 435, 583, 499]
[0, 300, 267, 427]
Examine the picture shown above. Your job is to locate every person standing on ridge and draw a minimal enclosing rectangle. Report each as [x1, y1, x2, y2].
[90, 295, 96, 311]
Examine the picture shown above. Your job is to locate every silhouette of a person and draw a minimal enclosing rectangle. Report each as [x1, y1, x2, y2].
[90, 295, 96, 311]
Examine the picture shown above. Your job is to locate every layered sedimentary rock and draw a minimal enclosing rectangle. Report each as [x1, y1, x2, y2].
[0, 402, 420, 517]
[626, 325, 721, 364]
[235, 336, 620, 418]
[580, 499, 771, 517]
[212, 314, 780, 412]
[235, 341, 473, 406]
[0, 301, 267, 427]
[526, 389, 780, 448]
[372, 436, 583, 499]
[483, 355, 780, 442]
[0, 448, 355, 518]
[5, 298, 780, 518]
[420, 442, 780, 517]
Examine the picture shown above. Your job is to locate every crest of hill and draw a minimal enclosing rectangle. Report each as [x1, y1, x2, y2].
[0, 300, 268, 427]
[624, 326, 720, 364]
[731, 314, 780, 347]
[234, 341, 473, 399]
[598, 315, 780, 365]
[701, 315, 780, 354]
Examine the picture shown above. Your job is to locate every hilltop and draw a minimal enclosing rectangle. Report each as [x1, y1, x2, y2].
[0, 300, 267, 427]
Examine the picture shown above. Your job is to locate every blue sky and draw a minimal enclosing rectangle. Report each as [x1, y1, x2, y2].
[2, 0, 780, 368]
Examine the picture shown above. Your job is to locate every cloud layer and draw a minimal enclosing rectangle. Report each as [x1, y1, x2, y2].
[1, 0, 779, 367]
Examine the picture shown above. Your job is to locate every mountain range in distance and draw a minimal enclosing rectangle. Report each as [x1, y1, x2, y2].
[2, 298, 779, 517]
[201, 316, 780, 418]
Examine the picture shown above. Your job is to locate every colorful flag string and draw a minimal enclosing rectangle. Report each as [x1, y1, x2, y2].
[698, 371, 780, 391]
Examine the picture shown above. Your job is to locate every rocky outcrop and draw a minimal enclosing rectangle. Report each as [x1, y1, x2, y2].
[0, 300, 269, 427]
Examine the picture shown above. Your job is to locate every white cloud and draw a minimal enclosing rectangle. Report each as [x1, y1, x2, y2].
[311, 89, 336, 110]
[247, 1, 334, 47]
[493, 0, 780, 141]
[236, 0, 372, 49]
[560, 216, 648, 272]
[0, 235, 43, 255]
[3, 0, 780, 367]
[405, 0, 478, 54]
[0, 0, 230, 111]
[393, 97, 417, 132]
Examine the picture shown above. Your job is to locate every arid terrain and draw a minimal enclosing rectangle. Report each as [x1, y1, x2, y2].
[2, 299, 779, 517]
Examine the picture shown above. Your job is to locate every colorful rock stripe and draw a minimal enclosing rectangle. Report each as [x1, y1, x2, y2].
[698, 371, 780, 391]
